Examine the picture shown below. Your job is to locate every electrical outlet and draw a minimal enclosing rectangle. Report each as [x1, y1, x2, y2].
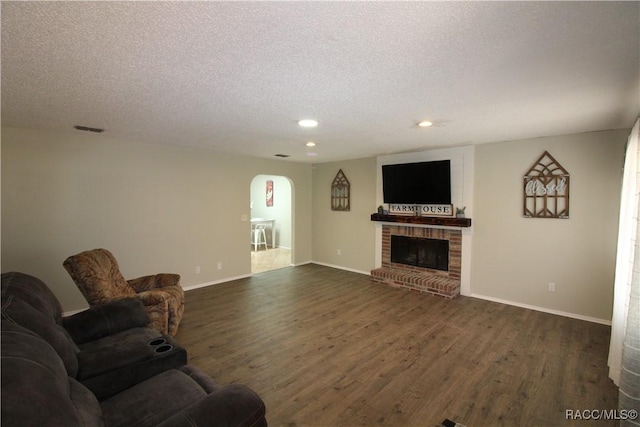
[195, 266, 201, 274]
[217, 262, 222, 270]
[548, 282, 556, 292]
[337, 249, 341, 256]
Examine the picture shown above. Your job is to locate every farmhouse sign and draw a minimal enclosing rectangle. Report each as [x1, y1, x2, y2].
[389, 204, 453, 217]
[523, 151, 570, 219]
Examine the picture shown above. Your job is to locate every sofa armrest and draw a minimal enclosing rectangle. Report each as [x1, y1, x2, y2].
[135, 290, 171, 334]
[135, 290, 170, 308]
[128, 274, 181, 292]
[157, 384, 267, 427]
[62, 298, 149, 344]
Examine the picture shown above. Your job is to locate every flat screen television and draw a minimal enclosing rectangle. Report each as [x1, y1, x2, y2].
[382, 160, 451, 204]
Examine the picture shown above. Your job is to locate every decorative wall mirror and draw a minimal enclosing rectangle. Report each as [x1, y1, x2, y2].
[331, 169, 351, 211]
[523, 151, 570, 218]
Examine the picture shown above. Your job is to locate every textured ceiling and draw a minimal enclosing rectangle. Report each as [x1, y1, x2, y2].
[2, 1, 639, 163]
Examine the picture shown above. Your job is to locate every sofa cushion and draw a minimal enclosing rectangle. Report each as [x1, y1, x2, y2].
[101, 365, 267, 427]
[1, 292, 80, 377]
[69, 377, 106, 426]
[178, 365, 222, 393]
[100, 369, 208, 427]
[1, 271, 65, 321]
[1, 271, 81, 376]
[157, 384, 268, 427]
[1, 321, 103, 426]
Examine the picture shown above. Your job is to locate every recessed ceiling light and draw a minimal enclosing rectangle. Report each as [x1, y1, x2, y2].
[298, 119, 318, 128]
[418, 121, 433, 127]
[306, 141, 316, 147]
[306, 152, 318, 157]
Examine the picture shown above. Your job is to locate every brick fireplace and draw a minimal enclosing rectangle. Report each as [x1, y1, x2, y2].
[370, 222, 462, 298]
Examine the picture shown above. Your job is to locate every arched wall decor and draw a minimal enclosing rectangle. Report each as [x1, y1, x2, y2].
[331, 169, 350, 211]
[523, 151, 570, 218]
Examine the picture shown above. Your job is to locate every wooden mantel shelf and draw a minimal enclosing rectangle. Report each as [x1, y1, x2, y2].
[370, 213, 472, 228]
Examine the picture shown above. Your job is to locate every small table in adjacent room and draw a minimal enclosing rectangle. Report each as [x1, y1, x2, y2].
[250, 218, 276, 248]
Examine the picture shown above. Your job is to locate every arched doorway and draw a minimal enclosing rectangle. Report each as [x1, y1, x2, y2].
[249, 175, 293, 273]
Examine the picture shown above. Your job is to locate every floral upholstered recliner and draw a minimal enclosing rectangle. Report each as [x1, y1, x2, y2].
[63, 248, 184, 336]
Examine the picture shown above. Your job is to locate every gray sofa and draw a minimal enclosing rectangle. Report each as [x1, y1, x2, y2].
[1, 271, 267, 427]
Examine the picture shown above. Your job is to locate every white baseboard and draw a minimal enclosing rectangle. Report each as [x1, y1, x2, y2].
[292, 260, 313, 267]
[183, 273, 252, 292]
[470, 293, 611, 325]
[310, 261, 371, 276]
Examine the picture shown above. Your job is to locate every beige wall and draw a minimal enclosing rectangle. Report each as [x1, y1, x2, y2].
[1, 127, 312, 311]
[471, 129, 628, 322]
[311, 130, 628, 322]
[311, 158, 377, 274]
[2, 125, 629, 322]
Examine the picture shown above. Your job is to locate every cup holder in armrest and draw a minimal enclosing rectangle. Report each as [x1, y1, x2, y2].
[149, 337, 175, 354]
[155, 344, 173, 353]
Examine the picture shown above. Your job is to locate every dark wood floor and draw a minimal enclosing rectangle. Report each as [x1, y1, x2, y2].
[175, 264, 618, 427]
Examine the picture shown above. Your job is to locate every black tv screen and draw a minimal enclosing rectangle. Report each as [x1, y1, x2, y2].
[382, 160, 451, 204]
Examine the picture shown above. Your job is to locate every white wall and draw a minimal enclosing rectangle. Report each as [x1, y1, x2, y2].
[375, 146, 475, 295]
[376, 147, 474, 215]
[471, 129, 627, 322]
[1, 127, 312, 311]
[250, 175, 292, 248]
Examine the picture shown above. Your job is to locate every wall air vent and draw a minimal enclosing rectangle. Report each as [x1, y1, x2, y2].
[74, 125, 104, 133]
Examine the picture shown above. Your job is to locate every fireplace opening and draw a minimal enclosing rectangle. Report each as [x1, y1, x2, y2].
[391, 235, 449, 271]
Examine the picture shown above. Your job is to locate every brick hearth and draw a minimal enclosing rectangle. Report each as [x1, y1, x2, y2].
[371, 224, 461, 298]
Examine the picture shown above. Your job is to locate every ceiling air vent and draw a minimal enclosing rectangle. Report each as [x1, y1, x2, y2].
[74, 125, 104, 133]
[274, 154, 290, 158]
